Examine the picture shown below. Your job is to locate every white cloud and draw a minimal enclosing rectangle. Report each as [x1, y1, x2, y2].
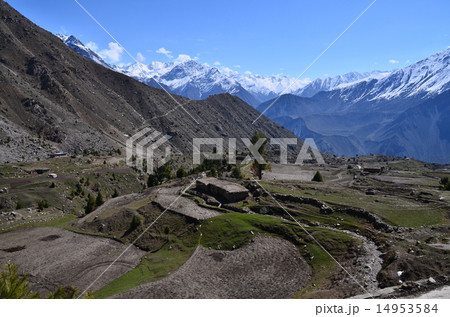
[244, 70, 252, 75]
[156, 47, 173, 59]
[136, 52, 146, 62]
[99, 42, 124, 63]
[175, 54, 197, 63]
[86, 41, 99, 52]
[234, 65, 241, 68]
[213, 61, 221, 66]
[220, 66, 239, 75]
[389, 59, 399, 64]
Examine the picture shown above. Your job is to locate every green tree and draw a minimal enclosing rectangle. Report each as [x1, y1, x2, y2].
[147, 174, 159, 187]
[445, 182, 450, 191]
[156, 164, 172, 183]
[95, 192, 104, 207]
[37, 200, 49, 211]
[176, 167, 187, 178]
[440, 177, 449, 186]
[129, 215, 141, 231]
[312, 171, 323, 182]
[250, 131, 268, 155]
[85, 194, 96, 214]
[15, 201, 24, 210]
[210, 166, 217, 177]
[231, 166, 243, 179]
[0, 263, 39, 299]
[250, 131, 269, 179]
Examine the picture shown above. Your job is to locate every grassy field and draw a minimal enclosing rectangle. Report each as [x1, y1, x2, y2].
[94, 240, 196, 298]
[259, 180, 449, 227]
[91, 212, 361, 298]
[198, 213, 360, 298]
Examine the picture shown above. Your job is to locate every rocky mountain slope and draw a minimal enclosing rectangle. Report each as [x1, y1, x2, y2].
[0, 1, 300, 163]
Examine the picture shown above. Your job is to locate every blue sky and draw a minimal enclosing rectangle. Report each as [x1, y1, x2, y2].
[7, 0, 450, 79]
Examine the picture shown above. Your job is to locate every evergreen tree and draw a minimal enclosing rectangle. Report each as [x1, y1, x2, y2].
[176, 167, 186, 178]
[312, 171, 324, 182]
[156, 164, 172, 183]
[95, 192, 104, 207]
[0, 263, 39, 299]
[250, 131, 268, 179]
[231, 166, 243, 179]
[15, 201, 24, 210]
[85, 194, 96, 214]
[210, 166, 217, 177]
[129, 215, 141, 231]
[147, 174, 159, 187]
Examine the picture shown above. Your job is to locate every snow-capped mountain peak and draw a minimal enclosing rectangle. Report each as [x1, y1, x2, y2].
[57, 34, 111, 69]
[57, 34, 450, 110]
[329, 47, 450, 103]
[295, 71, 390, 97]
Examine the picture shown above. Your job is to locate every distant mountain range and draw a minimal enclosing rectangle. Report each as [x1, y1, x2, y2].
[57, 34, 450, 163]
[57, 34, 382, 106]
[258, 48, 450, 163]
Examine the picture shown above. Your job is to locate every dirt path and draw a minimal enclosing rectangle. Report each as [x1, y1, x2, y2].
[335, 228, 382, 294]
[417, 286, 450, 299]
[155, 187, 222, 220]
[0, 227, 145, 295]
[115, 235, 311, 299]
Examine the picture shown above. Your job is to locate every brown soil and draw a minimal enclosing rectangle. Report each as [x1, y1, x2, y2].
[115, 235, 311, 299]
[0, 227, 145, 295]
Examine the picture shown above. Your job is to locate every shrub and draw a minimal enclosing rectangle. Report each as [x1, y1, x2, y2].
[312, 171, 323, 182]
[129, 215, 141, 231]
[95, 192, 104, 206]
[37, 200, 49, 211]
[147, 174, 159, 187]
[85, 194, 96, 214]
[15, 201, 24, 210]
[231, 167, 242, 179]
[445, 182, 450, 191]
[176, 167, 187, 178]
[156, 164, 172, 183]
[112, 188, 119, 198]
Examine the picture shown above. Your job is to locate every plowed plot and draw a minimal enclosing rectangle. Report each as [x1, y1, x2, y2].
[116, 236, 311, 298]
[0, 227, 145, 295]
